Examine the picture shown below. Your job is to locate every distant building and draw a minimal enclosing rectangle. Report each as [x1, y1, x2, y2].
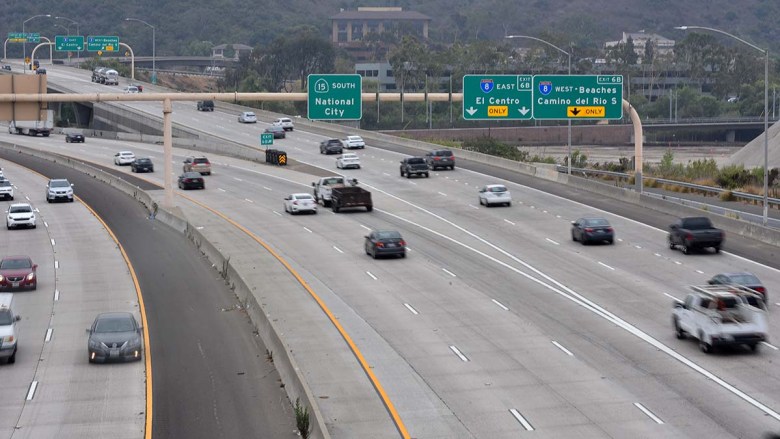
[211, 44, 253, 60]
[605, 31, 675, 62]
[355, 62, 396, 91]
[331, 7, 431, 60]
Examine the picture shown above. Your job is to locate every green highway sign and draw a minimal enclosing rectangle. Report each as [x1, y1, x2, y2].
[8, 32, 25, 43]
[307, 74, 362, 120]
[55, 36, 84, 51]
[26, 33, 40, 43]
[260, 133, 274, 146]
[87, 36, 119, 51]
[533, 75, 623, 120]
[462, 75, 533, 120]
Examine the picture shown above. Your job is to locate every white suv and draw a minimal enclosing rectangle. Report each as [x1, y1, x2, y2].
[0, 293, 20, 364]
[6, 203, 36, 229]
[46, 179, 74, 203]
[273, 117, 294, 131]
[0, 179, 13, 200]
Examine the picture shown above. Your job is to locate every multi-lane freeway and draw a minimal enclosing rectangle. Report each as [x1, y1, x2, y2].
[2, 64, 780, 438]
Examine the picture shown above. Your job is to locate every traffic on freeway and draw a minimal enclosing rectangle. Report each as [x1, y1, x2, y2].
[1, 62, 780, 438]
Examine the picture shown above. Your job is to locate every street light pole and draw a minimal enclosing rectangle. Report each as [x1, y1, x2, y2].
[676, 26, 770, 225]
[56, 16, 80, 62]
[125, 18, 156, 84]
[23, 14, 51, 72]
[506, 35, 573, 174]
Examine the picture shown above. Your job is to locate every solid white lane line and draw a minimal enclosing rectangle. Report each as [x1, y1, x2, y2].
[303, 227, 312, 233]
[43, 221, 48, 228]
[438, 192, 447, 196]
[332, 246, 344, 254]
[382, 172, 390, 176]
[244, 198, 254, 203]
[272, 211, 282, 216]
[218, 188, 226, 192]
[545, 238, 559, 245]
[696, 270, 704, 274]
[45, 328, 53, 342]
[503, 219, 515, 226]
[262, 186, 272, 191]
[664, 293, 683, 303]
[634, 402, 664, 424]
[233, 177, 243, 181]
[26, 381, 38, 400]
[598, 261, 615, 271]
[360, 224, 372, 231]
[449, 345, 469, 362]
[492, 299, 509, 311]
[404, 303, 419, 315]
[408, 181, 417, 185]
[509, 409, 534, 431]
[551, 341, 574, 356]
[654, 253, 662, 257]
[674, 261, 682, 265]
[761, 342, 779, 350]
[442, 268, 457, 277]
[50, 239, 55, 246]
[54, 261, 59, 269]
[469, 205, 479, 209]
[366, 271, 377, 280]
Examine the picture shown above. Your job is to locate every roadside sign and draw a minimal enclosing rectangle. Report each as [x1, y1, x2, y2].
[307, 74, 362, 120]
[24, 57, 30, 64]
[87, 36, 119, 52]
[26, 33, 40, 43]
[8, 32, 26, 43]
[532, 75, 623, 120]
[462, 75, 533, 120]
[260, 133, 273, 146]
[55, 36, 84, 51]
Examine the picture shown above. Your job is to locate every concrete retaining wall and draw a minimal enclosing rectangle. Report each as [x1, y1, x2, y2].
[382, 124, 635, 145]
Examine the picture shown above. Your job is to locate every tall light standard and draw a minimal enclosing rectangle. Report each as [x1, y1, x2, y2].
[23, 14, 51, 72]
[125, 18, 156, 84]
[676, 26, 770, 225]
[56, 16, 80, 62]
[506, 35, 573, 174]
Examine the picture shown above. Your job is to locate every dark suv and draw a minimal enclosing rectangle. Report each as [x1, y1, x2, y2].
[426, 149, 455, 170]
[400, 157, 430, 178]
[320, 139, 344, 155]
[197, 100, 214, 111]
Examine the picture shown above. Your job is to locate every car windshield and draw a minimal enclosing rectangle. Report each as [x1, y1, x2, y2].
[183, 172, 201, 178]
[584, 218, 609, 226]
[681, 217, 713, 229]
[729, 274, 760, 285]
[376, 231, 402, 240]
[488, 186, 507, 193]
[136, 158, 151, 164]
[323, 178, 343, 185]
[407, 158, 425, 164]
[193, 158, 209, 164]
[50, 180, 70, 188]
[343, 154, 357, 159]
[348, 136, 362, 141]
[0, 310, 12, 325]
[294, 194, 313, 200]
[95, 316, 135, 333]
[435, 150, 453, 156]
[0, 258, 31, 269]
[9, 206, 31, 214]
[280, 118, 291, 123]
[0, 181, 11, 187]
[245, 113, 255, 117]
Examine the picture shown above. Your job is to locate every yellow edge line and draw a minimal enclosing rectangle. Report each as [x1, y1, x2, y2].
[178, 193, 410, 439]
[13, 162, 154, 438]
[79, 199, 153, 439]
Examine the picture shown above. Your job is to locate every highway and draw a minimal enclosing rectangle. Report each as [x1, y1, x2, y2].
[3, 64, 780, 438]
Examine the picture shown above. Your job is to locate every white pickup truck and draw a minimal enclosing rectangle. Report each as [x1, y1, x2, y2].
[672, 285, 768, 353]
[311, 176, 345, 207]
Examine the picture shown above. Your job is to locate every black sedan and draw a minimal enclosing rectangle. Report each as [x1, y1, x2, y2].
[264, 125, 286, 139]
[178, 172, 205, 190]
[571, 217, 614, 245]
[708, 272, 767, 302]
[65, 132, 85, 143]
[131, 157, 154, 173]
[364, 230, 406, 259]
[87, 312, 143, 363]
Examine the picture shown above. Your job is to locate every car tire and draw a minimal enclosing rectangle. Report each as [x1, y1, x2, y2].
[714, 246, 720, 254]
[69, 198, 74, 203]
[607, 239, 614, 245]
[572, 232, 577, 242]
[6, 224, 10, 230]
[8, 348, 16, 364]
[47, 198, 51, 203]
[674, 318, 686, 339]
[366, 205, 373, 212]
[32, 224, 36, 229]
[425, 173, 430, 178]
[406, 173, 411, 179]
[580, 237, 587, 245]
[400, 169, 404, 177]
[699, 332, 712, 353]
[506, 202, 511, 207]
[450, 165, 455, 170]
[682, 244, 690, 255]
[371, 249, 377, 259]
[749, 343, 760, 352]
[400, 252, 406, 258]
[8, 196, 12, 201]
[668, 238, 675, 250]
[66, 138, 70, 143]
[131, 167, 136, 172]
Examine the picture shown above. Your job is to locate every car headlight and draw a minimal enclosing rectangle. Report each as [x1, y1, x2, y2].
[127, 336, 142, 348]
[26, 272, 35, 281]
[0, 275, 4, 282]
[3, 335, 14, 343]
[88, 339, 101, 349]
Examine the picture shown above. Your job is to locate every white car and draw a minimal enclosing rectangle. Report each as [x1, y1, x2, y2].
[0, 179, 13, 200]
[272, 117, 294, 131]
[283, 193, 317, 215]
[238, 112, 257, 123]
[336, 153, 361, 169]
[344, 135, 365, 149]
[114, 151, 136, 165]
[123, 86, 139, 94]
[478, 184, 512, 207]
[7, 203, 36, 229]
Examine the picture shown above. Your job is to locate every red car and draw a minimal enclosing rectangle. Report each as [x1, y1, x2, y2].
[0, 256, 37, 290]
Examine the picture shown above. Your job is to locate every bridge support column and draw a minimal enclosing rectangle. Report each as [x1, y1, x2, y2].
[163, 98, 173, 208]
[726, 130, 736, 143]
[624, 99, 644, 193]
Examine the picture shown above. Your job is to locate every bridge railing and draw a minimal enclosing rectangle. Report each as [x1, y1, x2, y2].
[641, 115, 780, 125]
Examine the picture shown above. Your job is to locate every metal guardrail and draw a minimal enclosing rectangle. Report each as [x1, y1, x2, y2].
[557, 165, 780, 207]
[642, 116, 779, 125]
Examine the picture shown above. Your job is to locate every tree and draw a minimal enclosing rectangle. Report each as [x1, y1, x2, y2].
[388, 36, 430, 91]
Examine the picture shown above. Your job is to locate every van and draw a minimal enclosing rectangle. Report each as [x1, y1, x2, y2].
[197, 100, 214, 111]
[0, 293, 20, 364]
[273, 117, 294, 131]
